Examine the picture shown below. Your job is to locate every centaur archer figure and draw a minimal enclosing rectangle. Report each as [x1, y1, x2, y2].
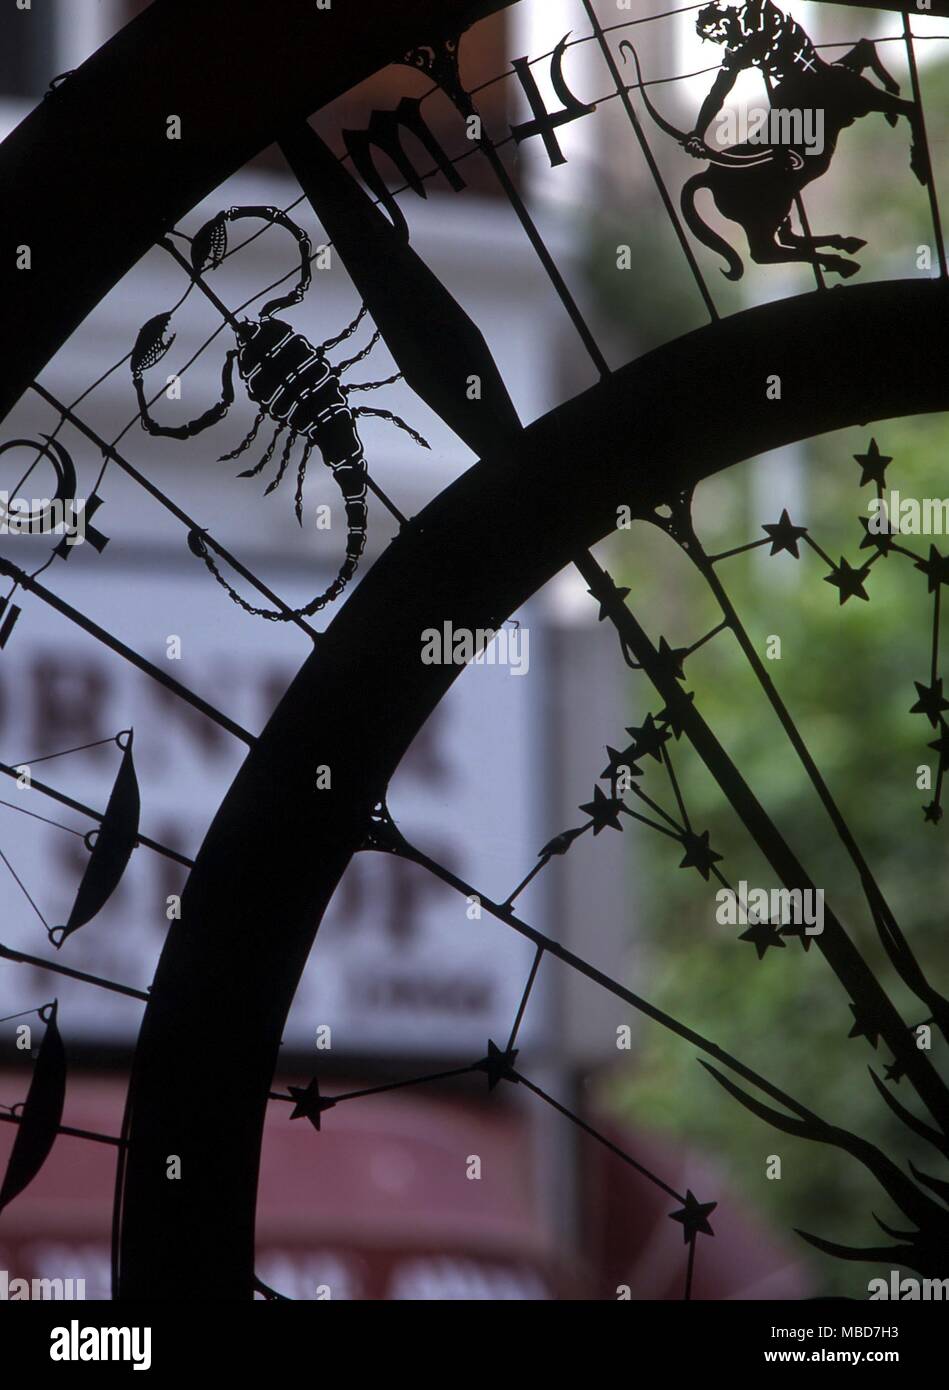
[622, 2, 926, 279]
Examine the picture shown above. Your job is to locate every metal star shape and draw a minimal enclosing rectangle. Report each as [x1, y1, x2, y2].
[847, 1003, 880, 1049]
[474, 1039, 519, 1091]
[656, 691, 696, 739]
[287, 1077, 337, 1132]
[928, 719, 949, 767]
[824, 556, 872, 605]
[625, 714, 671, 764]
[655, 636, 689, 682]
[853, 438, 892, 487]
[600, 745, 644, 783]
[914, 544, 949, 594]
[668, 1190, 717, 1242]
[588, 581, 630, 622]
[858, 515, 897, 555]
[883, 1059, 905, 1084]
[762, 509, 808, 558]
[910, 678, 949, 727]
[923, 800, 943, 825]
[738, 917, 786, 960]
[677, 829, 722, 880]
[579, 785, 625, 835]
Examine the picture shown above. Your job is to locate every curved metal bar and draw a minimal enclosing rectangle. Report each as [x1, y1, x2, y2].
[0, 0, 513, 427]
[118, 278, 949, 1296]
[1, 0, 943, 429]
[1, 0, 944, 1303]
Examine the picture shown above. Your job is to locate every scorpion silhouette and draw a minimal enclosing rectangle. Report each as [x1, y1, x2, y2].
[131, 206, 429, 620]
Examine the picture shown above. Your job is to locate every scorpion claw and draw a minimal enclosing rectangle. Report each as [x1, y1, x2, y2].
[130, 312, 176, 377]
[191, 213, 229, 275]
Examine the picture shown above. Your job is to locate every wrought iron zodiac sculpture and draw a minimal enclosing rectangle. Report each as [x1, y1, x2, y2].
[623, 0, 926, 280]
[130, 206, 429, 619]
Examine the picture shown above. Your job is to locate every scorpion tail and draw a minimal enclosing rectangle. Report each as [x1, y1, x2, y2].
[681, 173, 744, 282]
[188, 448, 368, 622]
[190, 502, 365, 621]
[303, 459, 368, 603]
[289, 496, 365, 615]
[286, 455, 367, 610]
[314, 519, 366, 606]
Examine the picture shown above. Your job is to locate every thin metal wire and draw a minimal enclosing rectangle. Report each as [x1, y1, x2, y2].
[270, 1063, 481, 1109]
[902, 13, 948, 279]
[0, 1110, 125, 1147]
[582, 0, 719, 320]
[0, 796, 86, 839]
[0, 760, 192, 868]
[0, 1004, 49, 1025]
[363, 824, 825, 1126]
[506, 943, 544, 1054]
[0, 940, 149, 1001]
[0, 843, 49, 929]
[0, 554, 255, 747]
[513, 1069, 686, 1203]
[30, 386, 322, 642]
[11, 736, 120, 768]
[684, 1233, 697, 1300]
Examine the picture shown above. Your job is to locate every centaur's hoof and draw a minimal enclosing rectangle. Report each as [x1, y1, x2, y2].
[826, 257, 861, 279]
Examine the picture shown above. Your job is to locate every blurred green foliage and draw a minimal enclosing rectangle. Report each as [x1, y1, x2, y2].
[578, 48, 949, 1297]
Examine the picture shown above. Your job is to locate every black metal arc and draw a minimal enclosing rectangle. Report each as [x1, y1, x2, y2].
[119, 278, 949, 1298]
[0, 0, 944, 1302]
[0, 0, 514, 428]
[2, 0, 941, 433]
